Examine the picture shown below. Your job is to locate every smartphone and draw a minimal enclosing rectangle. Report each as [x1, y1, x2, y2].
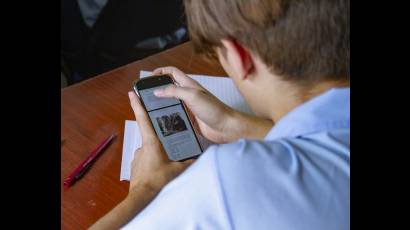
[133, 74, 203, 161]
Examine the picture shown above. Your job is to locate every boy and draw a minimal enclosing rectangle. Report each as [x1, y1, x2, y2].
[91, 0, 350, 229]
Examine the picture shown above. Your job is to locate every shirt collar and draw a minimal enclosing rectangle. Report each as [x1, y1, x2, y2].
[265, 87, 350, 140]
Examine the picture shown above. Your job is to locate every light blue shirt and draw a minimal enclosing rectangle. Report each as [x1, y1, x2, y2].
[123, 87, 350, 230]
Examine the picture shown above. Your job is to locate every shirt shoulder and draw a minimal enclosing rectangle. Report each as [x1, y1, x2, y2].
[211, 135, 349, 230]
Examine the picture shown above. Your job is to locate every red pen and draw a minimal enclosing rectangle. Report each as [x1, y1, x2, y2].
[64, 134, 115, 189]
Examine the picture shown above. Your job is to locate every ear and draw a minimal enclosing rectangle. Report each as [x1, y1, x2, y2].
[220, 39, 254, 80]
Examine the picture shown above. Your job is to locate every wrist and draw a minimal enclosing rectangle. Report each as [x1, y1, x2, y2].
[224, 109, 246, 141]
[90, 183, 160, 230]
[127, 183, 159, 202]
[227, 111, 273, 141]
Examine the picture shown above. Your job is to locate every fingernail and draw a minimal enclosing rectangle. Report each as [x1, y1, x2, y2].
[128, 91, 133, 99]
[153, 89, 163, 96]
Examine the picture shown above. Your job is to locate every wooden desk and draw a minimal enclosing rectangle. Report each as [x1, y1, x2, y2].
[61, 42, 226, 229]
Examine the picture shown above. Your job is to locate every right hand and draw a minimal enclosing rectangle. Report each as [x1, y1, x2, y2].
[152, 66, 238, 144]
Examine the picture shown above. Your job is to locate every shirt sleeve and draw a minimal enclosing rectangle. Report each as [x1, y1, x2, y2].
[121, 145, 232, 230]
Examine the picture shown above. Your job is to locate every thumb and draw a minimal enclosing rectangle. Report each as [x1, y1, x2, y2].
[170, 159, 195, 170]
[128, 91, 157, 144]
[184, 159, 195, 164]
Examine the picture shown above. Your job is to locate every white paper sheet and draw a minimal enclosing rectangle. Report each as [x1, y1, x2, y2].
[120, 71, 252, 181]
[120, 120, 142, 181]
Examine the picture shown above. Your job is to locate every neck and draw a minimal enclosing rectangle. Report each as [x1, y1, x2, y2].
[267, 78, 349, 123]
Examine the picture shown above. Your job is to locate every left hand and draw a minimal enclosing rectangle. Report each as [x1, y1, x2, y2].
[128, 91, 193, 194]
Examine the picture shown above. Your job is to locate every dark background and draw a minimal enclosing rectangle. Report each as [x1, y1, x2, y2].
[61, 0, 187, 85]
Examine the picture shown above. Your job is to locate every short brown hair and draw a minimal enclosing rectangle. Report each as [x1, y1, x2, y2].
[184, 0, 350, 84]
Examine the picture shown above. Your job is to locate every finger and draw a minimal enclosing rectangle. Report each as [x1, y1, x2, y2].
[184, 159, 195, 164]
[181, 159, 195, 168]
[128, 91, 157, 144]
[153, 66, 203, 89]
[153, 84, 202, 104]
[153, 85, 203, 135]
[171, 159, 194, 169]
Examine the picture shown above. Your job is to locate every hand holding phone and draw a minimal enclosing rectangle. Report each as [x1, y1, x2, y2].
[127, 91, 193, 194]
[133, 74, 203, 161]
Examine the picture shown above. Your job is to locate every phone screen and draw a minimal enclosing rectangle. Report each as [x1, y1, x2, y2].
[138, 83, 202, 161]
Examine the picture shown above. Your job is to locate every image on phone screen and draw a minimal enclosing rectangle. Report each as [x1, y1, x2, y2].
[138, 84, 202, 161]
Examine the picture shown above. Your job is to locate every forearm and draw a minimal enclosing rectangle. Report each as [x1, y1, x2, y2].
[227, 111, 273, 141]
[89, 186, 158, 230]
